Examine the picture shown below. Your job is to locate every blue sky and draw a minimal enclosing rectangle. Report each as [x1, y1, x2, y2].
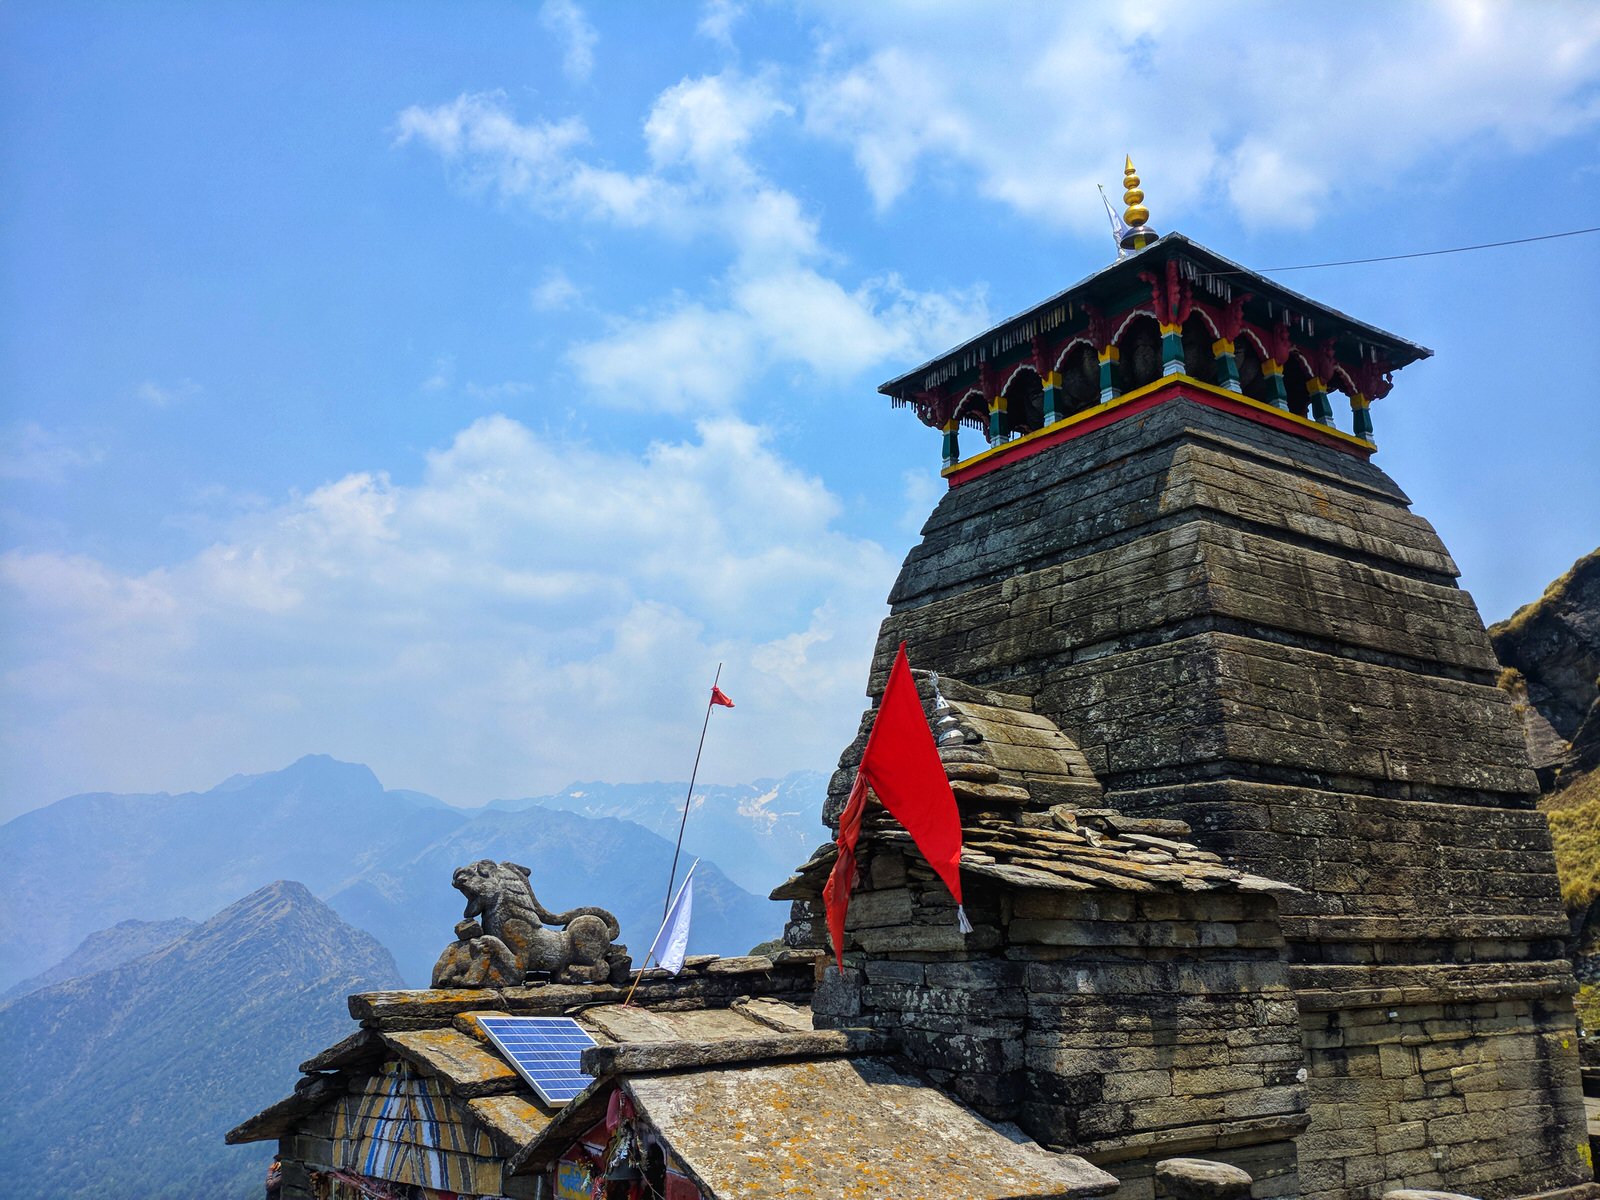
[3, 0, 1598, 818]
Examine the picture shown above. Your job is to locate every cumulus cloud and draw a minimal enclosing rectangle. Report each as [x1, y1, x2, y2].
[0, 423, 104, 483]
[136, 379, 201, 408]
[539, 0, 599, 83]
[697, 0, 745, 49]
[531, 269, 582, 311]
[400, 72, 987, 412]
[0, 416, 898, 812]
[799, 0, 1600, 230]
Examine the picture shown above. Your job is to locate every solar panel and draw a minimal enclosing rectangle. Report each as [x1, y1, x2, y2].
[477, 1016, 598, 1106]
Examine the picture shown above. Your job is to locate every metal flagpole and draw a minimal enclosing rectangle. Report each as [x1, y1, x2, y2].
[664, 664, 720, 921]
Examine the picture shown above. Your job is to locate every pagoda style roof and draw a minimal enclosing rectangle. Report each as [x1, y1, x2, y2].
[880, 233, 1431, 405]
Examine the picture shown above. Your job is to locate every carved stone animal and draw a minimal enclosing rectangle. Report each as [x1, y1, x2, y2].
[431, 918, 521, 989]
[447, 860, 629, 985]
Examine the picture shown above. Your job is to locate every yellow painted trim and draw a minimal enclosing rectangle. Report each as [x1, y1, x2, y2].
[1159, 323, 1183, 336]
[1043, 371, 1063, 389]
[941, 418, 958, 433]
[1097, 346, 1120, 363]
[989, 395, 1007, 412]
[1307, 377, 1328, 393]
[939, 374, 1374, 477]
[1350, 393, 1369, 409]
[1212, 338, 1235, 356]
[1261, 360, 1284, 377]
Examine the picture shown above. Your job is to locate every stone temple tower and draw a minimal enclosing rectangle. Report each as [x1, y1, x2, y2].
[788, 167, 1592, 1200]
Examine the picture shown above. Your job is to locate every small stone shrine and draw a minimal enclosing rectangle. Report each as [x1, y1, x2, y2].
[231, 169, 1594, 1200]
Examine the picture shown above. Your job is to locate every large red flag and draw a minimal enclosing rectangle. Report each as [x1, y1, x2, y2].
[824, 643, 967, 968]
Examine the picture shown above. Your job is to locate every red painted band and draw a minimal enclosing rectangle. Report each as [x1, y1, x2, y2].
[946, 381, 1371, 488]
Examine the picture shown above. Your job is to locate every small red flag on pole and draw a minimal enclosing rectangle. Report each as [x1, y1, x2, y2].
[710, 686, 735, 708]
[824, 643, 968, 969]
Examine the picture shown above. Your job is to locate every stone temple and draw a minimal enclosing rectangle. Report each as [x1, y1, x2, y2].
[780, 164, 1592, 1200]
[232, 167, 1594, 1200]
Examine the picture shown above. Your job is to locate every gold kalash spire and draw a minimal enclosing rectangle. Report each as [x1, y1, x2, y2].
[1120, 155, 1157, 252]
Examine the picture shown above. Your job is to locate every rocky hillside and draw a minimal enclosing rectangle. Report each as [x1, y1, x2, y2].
[1490, 546, 1600, 1037]
[1491, 548, 1600, 780]
[0, 880, 403, 1200]
[1, 916, 196, 1001]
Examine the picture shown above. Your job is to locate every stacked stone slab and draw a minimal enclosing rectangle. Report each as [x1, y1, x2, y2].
[778, 675, 1312, 1199]
[854, 397, 1589, 1200]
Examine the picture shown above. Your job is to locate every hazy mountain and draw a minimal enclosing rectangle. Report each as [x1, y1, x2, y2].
[2, 755, 790, 991]
[2, 916, 197, 1001]
[0, 880, 402, 1200]
[0, 754, 464, 991]
[325, 804, 785, 985]
[493, 772, 828, 895]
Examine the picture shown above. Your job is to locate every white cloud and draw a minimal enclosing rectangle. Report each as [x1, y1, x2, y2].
[1, 416, 897, 812]
[137, 378, 201, 407]
[539, 0, 599, 84]
[531, 269, 582, 311]
[799, 0, 1600, 230]
[0, 423, 104, 483]
[697, 0, 745, 49]
[400, 73, 986, 412]
[644, 72, 789, 177]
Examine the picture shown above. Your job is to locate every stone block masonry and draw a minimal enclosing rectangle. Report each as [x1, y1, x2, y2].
[855, 398, 1591, 1200]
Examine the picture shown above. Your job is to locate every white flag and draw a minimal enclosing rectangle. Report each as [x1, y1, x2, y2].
[648, 859, 698, 974]
[1098, 184, 1131, 259]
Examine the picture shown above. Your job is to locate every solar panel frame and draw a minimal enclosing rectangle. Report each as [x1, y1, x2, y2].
[477, 1015, 598, 1106]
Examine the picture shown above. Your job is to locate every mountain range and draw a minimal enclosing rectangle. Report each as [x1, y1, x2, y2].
[0, 880, 403, 1200]
[0, 754, 816, 990]
[499, 772, 828, 896]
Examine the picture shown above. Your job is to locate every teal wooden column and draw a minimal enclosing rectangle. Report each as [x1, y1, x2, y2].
[1212, 338, 1241, 392]
[1261, 359, 1289, 409]
[1042, 371, 1064, 424]
[1307, 377, 1334, 425]
[1097, 347, 1121, 405]
[987, 395, 1008, 446]
[941, 418, 960, 468]
[1159, 322, 1185, 376]
[1351, 393, 1374, 441]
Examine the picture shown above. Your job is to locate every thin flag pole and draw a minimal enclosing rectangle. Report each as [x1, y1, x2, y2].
[664, 664, 720, 921]
[621, 951, 654, 1007]
[628, 859, 699, 1007]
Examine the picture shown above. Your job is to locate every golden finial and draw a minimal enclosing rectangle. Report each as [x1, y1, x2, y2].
[1119, 155, 1157, 252]
[1123, 155, 1149, 228]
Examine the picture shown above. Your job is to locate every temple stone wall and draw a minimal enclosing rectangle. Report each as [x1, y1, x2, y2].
[808, 846, 1308, 1200]
[858, 398, 1591, 1199]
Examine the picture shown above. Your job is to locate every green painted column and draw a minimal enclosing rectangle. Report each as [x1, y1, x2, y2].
[1212, 338, 1241, 392]
[1159, 322, 1185, 376]
[1261, 359, 1289, 409]
[1097, 347, 1121, 405]
[1307, 377, 1334, 426]
[1042, 371, 1064, 424]
[987, 395, 1008, 446]
[1351, 393, 1374, 441]
[941, 418, 960, 468]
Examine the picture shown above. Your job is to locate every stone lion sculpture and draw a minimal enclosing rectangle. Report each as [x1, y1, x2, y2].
[430, 859, 632, 988]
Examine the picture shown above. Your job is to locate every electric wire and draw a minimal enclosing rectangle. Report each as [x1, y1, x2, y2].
[1201, 225, 1599, 279]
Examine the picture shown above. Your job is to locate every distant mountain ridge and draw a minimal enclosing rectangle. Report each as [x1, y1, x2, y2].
[0, 880, 402, 1200]
[494, 773, 827, 895]
[1, 916, 197, 1000]
[1, 754, 796, 990]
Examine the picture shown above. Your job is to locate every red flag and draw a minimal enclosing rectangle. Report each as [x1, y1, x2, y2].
[710, 686, 734, 708]
[823, 643, 966, 968]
